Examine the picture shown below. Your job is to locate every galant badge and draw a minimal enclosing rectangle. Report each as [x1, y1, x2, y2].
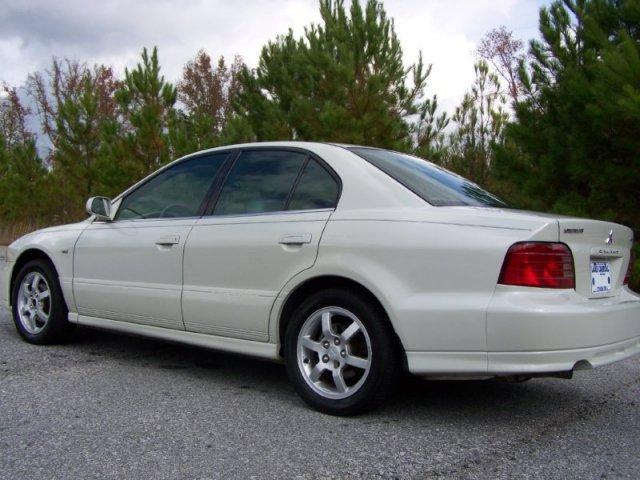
[605, 229, 614, 245]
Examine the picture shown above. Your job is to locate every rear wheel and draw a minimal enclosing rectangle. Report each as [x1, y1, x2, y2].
[11, 259, 74, 344]
[284, 289, 400, 415]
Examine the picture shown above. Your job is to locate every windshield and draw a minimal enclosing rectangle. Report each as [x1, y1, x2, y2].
[349, 147, 508, 208]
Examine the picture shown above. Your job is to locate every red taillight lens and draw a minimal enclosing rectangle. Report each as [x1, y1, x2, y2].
[624, 250, 635, 285]
[499, 242, 575, 289]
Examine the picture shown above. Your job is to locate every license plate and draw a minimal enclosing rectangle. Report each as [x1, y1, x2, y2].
[591, 261, 612, 294]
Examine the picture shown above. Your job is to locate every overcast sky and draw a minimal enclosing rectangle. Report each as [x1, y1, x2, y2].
[0, 0, 550, 113]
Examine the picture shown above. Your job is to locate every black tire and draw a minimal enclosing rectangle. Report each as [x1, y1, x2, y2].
[11, 259, 74, 344]
[284, 288, 400, 416]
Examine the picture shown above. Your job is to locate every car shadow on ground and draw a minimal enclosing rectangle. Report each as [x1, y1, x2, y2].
[61, 325, 596, 424]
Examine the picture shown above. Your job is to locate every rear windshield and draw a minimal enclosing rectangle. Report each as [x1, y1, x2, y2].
[349, 147, 508, 207]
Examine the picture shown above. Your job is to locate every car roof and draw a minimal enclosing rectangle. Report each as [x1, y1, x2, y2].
[179, 141, 385, 159]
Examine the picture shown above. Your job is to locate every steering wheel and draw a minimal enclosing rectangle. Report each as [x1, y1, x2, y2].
[160, 204, 193, 218]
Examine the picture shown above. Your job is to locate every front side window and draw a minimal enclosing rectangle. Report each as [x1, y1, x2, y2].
[116, 153, 228, 220]
[213, 150, 306, 215]
[349, 147, 507, 207]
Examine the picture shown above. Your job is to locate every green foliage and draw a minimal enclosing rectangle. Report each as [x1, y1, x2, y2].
[492, 0, 640, 286]
[52, 67, 119, 217]
[494, 0, 640, 228]
[114, 47, 178, 179]
[0, 137, 55, 224]
[413, 96, 449, 161]
[0, 0, 637, 290]
[94, 46, 192, 198]
[0, 2, 446, 230]
[443, 60, 508, 185]
[177, 51, 244, 152]
[234, 0, 440, 151]
[0, 84, 33, 147]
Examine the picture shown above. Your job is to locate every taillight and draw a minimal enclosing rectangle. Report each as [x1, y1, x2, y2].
[624, 250, 635, 285]
[499, 242, 575, 289]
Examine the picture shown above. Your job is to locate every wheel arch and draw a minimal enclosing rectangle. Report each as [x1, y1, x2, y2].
[9, 249, 59, 306]
[277, 275, 407, 367]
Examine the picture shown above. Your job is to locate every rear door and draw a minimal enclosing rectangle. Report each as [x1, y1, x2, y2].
[73, 152, 229, 330]
[182, 148, 340, 341]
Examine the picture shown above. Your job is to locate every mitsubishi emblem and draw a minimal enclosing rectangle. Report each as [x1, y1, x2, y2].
[605, 229, 614, 245]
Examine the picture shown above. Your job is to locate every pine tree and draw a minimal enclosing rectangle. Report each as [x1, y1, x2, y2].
[0, 84, 53, 227]
[178, 51, 244, 151]
[492, 0, 640, 287]
[235, 0, 441, 152]
[446, 61, 508, 186]
[113, 47, 178, 180]
[493, 0, 640, 230]
[0, 84, 33, 148]
[477, 26, 525, 105]
[27, 58, 88, 154]
[413, 96, 449, 162]
[0, 137, 51, 224]
[53, 67, 119, 216]
[26, 59, 120, 219]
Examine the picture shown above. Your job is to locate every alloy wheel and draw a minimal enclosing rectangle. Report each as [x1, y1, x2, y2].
[17, 271, 52, 335]
[296, 306, 372, 400]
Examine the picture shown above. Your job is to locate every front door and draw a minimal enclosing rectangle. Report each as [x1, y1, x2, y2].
[182, 149, 341, 341]
[73, 152, 229, 329]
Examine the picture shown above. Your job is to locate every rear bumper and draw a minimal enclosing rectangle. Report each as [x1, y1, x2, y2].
[488, 335, 640, 374]
[407, 286, 640, 377]
[487, 286, 640, 351]
[407, 336, 640, 376]
[484, 286, 640, 375]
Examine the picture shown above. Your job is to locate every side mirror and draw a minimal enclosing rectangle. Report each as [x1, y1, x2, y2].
[86, 196, 112, 222]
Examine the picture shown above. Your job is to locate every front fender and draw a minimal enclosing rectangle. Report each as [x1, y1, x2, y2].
[0, 246, 11, 310]
[5, 222, 89, 312]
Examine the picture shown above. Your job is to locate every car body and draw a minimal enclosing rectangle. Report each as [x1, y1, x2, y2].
[1, 141, 639, 414]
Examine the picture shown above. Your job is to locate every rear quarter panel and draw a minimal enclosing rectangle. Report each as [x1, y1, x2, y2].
[272, 210, 559, 353]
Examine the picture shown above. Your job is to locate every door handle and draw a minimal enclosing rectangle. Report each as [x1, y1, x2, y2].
[155, 235, 180, 246]
[279, 233, 312, 245]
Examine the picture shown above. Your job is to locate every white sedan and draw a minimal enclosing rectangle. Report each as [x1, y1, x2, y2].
[1, 142, 639, 415]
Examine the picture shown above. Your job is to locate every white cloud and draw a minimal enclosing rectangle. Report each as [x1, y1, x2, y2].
[0, 0, 548, 113]
[0, 36, 38, 85]
[385, 0, 546, 112]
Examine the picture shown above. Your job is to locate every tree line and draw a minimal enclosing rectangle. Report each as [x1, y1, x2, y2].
[0, 0, 638, 286]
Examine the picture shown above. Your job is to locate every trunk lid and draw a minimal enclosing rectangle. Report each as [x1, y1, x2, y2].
[368, 206, 634, 298]
[559, 218, 634, 298]
[425, 206, 634, 298]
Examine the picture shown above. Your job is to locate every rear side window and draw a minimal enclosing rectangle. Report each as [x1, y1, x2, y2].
[214, 150, 306, 215]
[349, 147, 507, 207]
[116, 153, 228, 220]
[289, 160, 339, 210]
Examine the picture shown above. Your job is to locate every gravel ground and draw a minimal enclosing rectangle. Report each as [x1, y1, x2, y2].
[0, 309, 639, 479]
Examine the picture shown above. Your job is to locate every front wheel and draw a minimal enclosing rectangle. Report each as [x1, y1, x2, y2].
[11, 259, 74, 344]
[284, 289, 400, 415]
